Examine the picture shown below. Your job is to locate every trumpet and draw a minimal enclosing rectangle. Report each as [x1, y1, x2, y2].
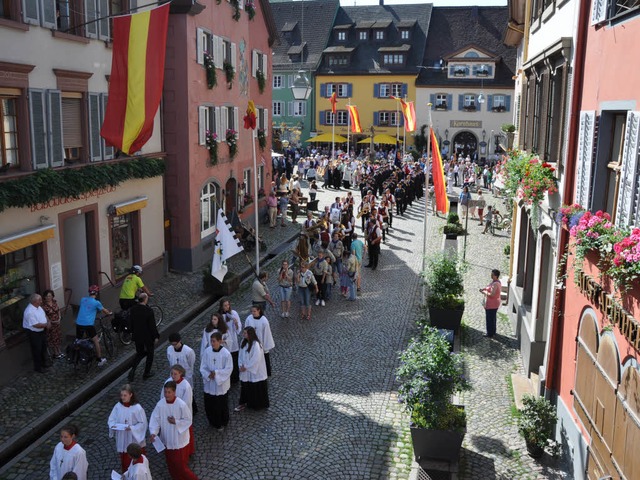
[357, 203, 371, 219]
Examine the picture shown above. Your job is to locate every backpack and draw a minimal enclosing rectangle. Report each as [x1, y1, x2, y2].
[67, 339, 95, 365]
[112, 310, 131, 333]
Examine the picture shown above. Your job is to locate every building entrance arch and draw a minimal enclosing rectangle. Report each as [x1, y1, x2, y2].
[452, 131, 478, 159]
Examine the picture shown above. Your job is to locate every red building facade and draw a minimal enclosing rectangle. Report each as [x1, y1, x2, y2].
[163, 0, 276, 271]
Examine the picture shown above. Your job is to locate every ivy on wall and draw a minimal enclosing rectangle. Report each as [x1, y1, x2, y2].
[0, 157, 165, 213]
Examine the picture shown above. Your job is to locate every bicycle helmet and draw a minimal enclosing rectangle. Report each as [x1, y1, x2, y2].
[88, 285, 100, 295]
[132, 265, 143, 274]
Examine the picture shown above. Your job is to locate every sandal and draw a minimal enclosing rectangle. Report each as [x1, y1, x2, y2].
[234, 404, 246, 412]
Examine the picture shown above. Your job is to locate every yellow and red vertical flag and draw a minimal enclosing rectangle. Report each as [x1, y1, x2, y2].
[330, 92, 338, 115]
[244, 100, 257, 130]
[101, 4, 170, 155]
[347, 105, 362, 133]
[400, 99, 417, 132]
[430, 127, 449, 214]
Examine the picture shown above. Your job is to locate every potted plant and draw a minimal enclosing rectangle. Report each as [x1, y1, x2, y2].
[424, 253, 465, 331]
[245, 0, 256, 19]
[518, 394, 558, 458]
[203, 52, 217, 89]
[454, 68, 466, 77]
[223, 61, 235, 88]
[443, 212, 464, 239]
[257, 128, 267, 151]
[256, 69, 266, 94]
[435, 102, 447, 111]
[396, 327, 471, 463]
[230, 0, 241, 21]
[226, 129, 238, 158]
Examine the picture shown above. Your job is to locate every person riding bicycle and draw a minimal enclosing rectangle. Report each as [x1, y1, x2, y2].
[76, 285, 112, 366]
[119, 265, 152, 310]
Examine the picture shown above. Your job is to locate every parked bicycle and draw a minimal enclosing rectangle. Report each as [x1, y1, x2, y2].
[490, 209, 512, 235]
[67, 313, 114, 373]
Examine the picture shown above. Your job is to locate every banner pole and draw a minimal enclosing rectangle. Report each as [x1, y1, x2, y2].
[422, 103, 433, 306]
[252, 128, 260, 275]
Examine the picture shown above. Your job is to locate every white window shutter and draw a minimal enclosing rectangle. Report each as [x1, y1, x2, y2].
[264, 108, 268, 135]
[288, 101, 293, 117]
[40, 0, 57, 29]
[234, 107, 239, 132]
[591, 0, 608, 25]
[101, 94, 114, 159]
[214, 107, 222, 141]
[231, 43, 237, 69]
[196, 28, 205, 65]
[198, 106, 207, 145]
[616, 111, 640, 227]
[262, 53, 268, 79]
[47, 90, 64, 167]
[575, 111, 596, 209]
[252, 50, 258, 78]
[85, 0, 98, 38]
[88, 93, 102, 160]
[301, 101, 307, 117]
[221, 107, 228, 137]
[23, 0, 40, 25]
[98, 0, 110, 40]
[288, 75, 293, 88]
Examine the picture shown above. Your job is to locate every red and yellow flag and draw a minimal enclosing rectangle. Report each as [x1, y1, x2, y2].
[244, 100, 257, 130]
[101, 4, 170, 155]
[400, 99, 417, 132]
[330, 92, 338, 115]
[430, 127, 449, 214]
[347, 105, 362, 133]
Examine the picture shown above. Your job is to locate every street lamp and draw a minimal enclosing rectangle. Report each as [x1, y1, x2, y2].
[291, 70, 312, 100]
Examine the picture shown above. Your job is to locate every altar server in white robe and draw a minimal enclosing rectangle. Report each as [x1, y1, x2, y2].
[49, 424, 88, 480]
[166, 332, 196, 387]
[108, 384, 147, 473]
[199, 313, 230, 359]
[200, 331, 233, 429]
[244, 305, 275, 376]
[149, 381, 197, 480]
[160, 365, 194, 456]
[123, 443, 152, 479]
[219, 297, 242, 383]
[236, 326, 269, 411]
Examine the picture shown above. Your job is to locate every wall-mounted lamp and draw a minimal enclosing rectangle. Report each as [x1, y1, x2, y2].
[444, 129, 449, 140]
[482, 130, 486, 141]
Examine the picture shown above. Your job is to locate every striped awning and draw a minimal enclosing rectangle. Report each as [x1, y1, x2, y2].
[0, 224, 55, 255]
[108, 196, 148, 216]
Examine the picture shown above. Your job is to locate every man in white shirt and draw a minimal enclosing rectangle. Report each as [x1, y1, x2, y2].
[200, 332, 233, 430]
[23, 293, 49, 373]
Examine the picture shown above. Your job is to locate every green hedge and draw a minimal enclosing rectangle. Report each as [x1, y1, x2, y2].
[0, 157, 165, 213]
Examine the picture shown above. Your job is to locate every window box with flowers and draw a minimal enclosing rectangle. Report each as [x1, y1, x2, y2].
[205, 130, 218, 165]
[243, 193, 253, 206]
[230, 0, 241, 21]
[463, 105, 477, 112]
[257, 128, 267, 151]
[498, 151, 558, 206]
[258, 187, 265, 198]
[454, 68, 466, 77]
[492, 105, 506, 113]
[204, 52, 217, 89]
[226, 129, 238, 158]
[435, 102, 448, 111]
[245, 0, 256, 20]
[256, 69, 266, 94]
[223, 61, 235, 88]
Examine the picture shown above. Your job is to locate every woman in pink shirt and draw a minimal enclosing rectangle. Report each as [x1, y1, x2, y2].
[480, 269, 502, 338]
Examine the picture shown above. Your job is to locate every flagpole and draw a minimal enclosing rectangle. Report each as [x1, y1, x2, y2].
[332, 110, 335, 162]
[396, 99, 400, 156]
[402, 95, 407, 158]
[252, 128, 260, 275]
[347, 99, 351, 158]
[422, 103, 433, 306]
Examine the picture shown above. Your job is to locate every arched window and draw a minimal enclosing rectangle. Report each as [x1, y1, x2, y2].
[200, 182, 217, 238]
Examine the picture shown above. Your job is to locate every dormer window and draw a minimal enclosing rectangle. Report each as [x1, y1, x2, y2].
[454, 66, 467, 77]
[375, 30, 384, 40]
[359, 31, 368, 40]
[338, 31, 346, 41]
[400, 30, 409, 40]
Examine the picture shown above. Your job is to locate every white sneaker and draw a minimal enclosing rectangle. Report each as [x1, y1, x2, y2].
[281, 312, 285, 318]
[285, 312, 289, 318]
[98, 358, 107, 367]
[315, 299, 321, 306]
[321, 300, 326, 306]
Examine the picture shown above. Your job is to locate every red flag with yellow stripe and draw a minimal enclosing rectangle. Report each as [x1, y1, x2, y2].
[430, 127, 449, 214]
[330, 92, 338, 115]
[347, 105, 362, 133]
[400, 99, 417, 132]
[101, 4, 170, 155]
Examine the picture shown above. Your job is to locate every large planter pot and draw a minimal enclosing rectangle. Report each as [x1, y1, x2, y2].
[429, 306, 465, 332]
[525, 440, 544, 459]
[445, 233, 458, 240]
[410, 424, 466, 463]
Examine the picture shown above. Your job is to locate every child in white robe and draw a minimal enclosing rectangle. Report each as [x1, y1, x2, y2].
[236, 326, 269, 411]
[160, 365, 194, 456]
[166, 332, 196, 387]
[200, 331, 233, 429]
[107, 384, 147, 473]
[244, 305, 275, 376]
[123, 443, 152, 480]
[49, 424, 88, 480]
[219, 298, 242, 383]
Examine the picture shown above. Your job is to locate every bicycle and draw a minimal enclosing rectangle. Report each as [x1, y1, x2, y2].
[67, 314, 114, 372]
[490, 209, 512, 235]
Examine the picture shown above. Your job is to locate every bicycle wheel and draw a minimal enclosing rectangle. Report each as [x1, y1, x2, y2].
[119, 330, 133, 345]
[150, 305, 163, 327]
[102, 329, 114, 357]
[502, 218, 512, 233]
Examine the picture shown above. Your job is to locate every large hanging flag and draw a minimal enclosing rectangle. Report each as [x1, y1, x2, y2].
[101, 4, 170, 155]
[430, 127, 449, 214]
[330, 92, 338, 115]
[347, 105, 362, 133]
[244, 100, 257, 130]
[401, 100, 417, 132]
[211, 209, 244, 282]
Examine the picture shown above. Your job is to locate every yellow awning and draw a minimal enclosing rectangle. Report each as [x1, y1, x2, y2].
[357, 134, 403, 145]
[305, 133, 348, 143]
[108, 196, 148, 216]
[0, 224, 55, 255]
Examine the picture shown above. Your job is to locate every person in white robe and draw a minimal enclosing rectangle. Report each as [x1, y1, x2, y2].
[200, 331, 233, 429]
[199, 313, 230, 360]
[219, 298, 242, 383]
[149, 381, 196, 480]
[49, 424, 88, 480]
[236, 327, 269, 411]
[107, 384, 147, 473]
[160, 365, 194, 456]
[244, 305, 275, 376]
[123, 443, 152, 480]
[166, 332, 196, 387]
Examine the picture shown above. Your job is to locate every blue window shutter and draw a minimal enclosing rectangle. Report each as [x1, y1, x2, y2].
[506, 95, 511, 112]
[487, 95, 493, 111]
[47, 90, 64, 167]
[320, 83, 326, 98]
[319, 111, 325, 125]
[374, 112, 379, 126]
[429, 94, 435, 105]
[449, 66, 455, 76]
[487, 65, 493, 76]
[447, 94, 453, 110]
[29, 89, 48, 169]
[399, 113, 404, 127]
[458, 94, 463, 110]
[402, 83, 408, 97]
[347, 83, 353, 97]
[373, 83, 379, 98]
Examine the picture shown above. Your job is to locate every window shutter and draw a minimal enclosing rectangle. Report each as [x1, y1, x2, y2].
[505, 95, 511, 112]
[429, 94, 435, 105]
[575, 111, 596, 209]
[98, 0, 110, 40]
[23, 0, 39, 24]
[252, 50, 258, 78]
[373, 111, 379, 126]
[233, 107, 239, 132]
[196, 28, 205, 65]
[347, 83, 353, 97]
[592, 0, 608, 24]
[373, 83, 379, 98]
[214, 107, 222, 141]
[402, 83, 408, 97]
[447, 94, 453, 110]
[487, 65, 494, 76]
[458, 94, 464, 110]
[214, 36, 223, 69]
[287, 75, 293, 88]
[62, 98, 82, 147]
[40, 0, 57, 29]
[288, 101, 293, 117]
[262, 53, 268, 78]
[231, 43, 237, 69]
[100, 94, 114, 159]
[487, 95, 493, 110]
[301, 102, 307, 117]
[198, 106, 207, 145]
[85, 0, 98, 38]
[319, 111, 325, 125]
[88, 93, 102, 160]
[616, 111, 640, 227]
[29, 90, 48, 168]
[399, 112, 404, 127]
[47, 90, 64, 167]
[264, 108, 268, 135]
[449, 66, 455, 76]
[320, 84, 326, 98]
